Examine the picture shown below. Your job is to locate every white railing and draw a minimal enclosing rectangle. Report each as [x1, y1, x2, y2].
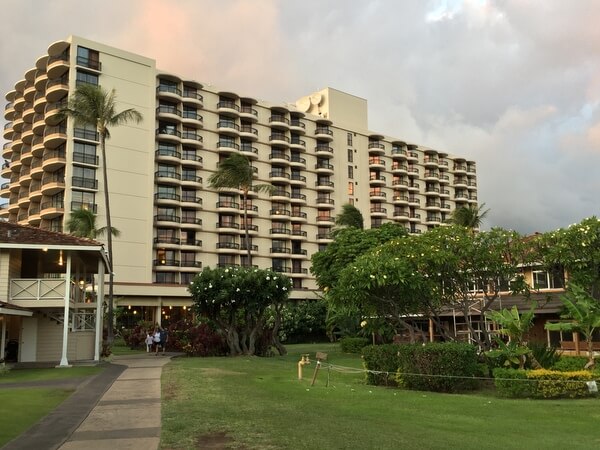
[72, 312, 96, 331]
[10, 278, 83, 303]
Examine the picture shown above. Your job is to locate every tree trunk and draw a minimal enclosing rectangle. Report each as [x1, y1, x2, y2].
[100, 132, 115, 346]
[272, 303, 287, 355]
[242, 189, 251, 266]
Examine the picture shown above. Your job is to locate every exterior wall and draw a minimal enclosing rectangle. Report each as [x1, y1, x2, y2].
[34, 311, 94, 362]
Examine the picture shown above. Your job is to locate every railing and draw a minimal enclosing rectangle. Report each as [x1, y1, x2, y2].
[10, 278, 82, 303]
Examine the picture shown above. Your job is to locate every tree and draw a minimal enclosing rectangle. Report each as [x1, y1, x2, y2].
[545, 283, 600, 367]
[66, 208, 120, 239]
[189, 266, 292, 356]
[449, 203, 489, 230]
[208, 153, 271, 265]
[335, 203, 364, 229]
[61, 84, 143, 345]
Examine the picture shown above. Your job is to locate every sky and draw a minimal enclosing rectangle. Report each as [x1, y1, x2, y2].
[2, 0, 600, 234]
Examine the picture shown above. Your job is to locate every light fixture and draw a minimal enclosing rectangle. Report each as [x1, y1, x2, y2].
[128, 305, 131, 310]
[183, 305, 187, 311]
[58, 250, 63, 266]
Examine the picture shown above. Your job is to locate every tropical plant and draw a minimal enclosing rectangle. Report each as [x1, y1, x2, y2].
[449, 202, 489, 230]
[545, 283, 600, 367]
[335, 203, 364, 229]
[61, 84, 143, 344]
[66, 208, 120, 239]
[208, 153, 271, 265]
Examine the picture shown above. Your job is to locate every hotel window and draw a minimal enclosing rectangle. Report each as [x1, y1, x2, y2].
[155, 272, 177, 284]
[77, 46, 100, 70]
[71, 190, 95, 212]
[76, 70, 99, 87]
[293, 278, 303, 289]
[158, 78, 179, 94]
[72, 166, 97, 190]
[347, 149, 353, 162]
[348, 165, 354, 179]
[73, 142, 97, 165]
[532, 270, 564, 290]
[348, 182, 354, 195]
[347, 132, 353, 146]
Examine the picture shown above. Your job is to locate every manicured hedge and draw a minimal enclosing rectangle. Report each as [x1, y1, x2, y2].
[395, 343, 480, 393]
[552, 356, 589, 372]
[493, 367, 595, 398]
[362, 344, 401, 386]
[340, 337, 370, 354]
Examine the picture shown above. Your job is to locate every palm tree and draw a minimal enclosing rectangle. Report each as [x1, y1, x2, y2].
[450, 203, 489, 231]
[336, 203, 364, 229]
[66, 208, 120, 239]
[208, 153, 271, 265]
[61, 84, 142, 344]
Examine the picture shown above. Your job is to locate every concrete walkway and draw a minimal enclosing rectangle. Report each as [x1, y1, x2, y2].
[3, 353, 173, 450]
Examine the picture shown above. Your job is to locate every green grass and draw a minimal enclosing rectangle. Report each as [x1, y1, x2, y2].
[110, 336, 147, 355]
[0, 388, 71, 446]
[161, 343, 600, 449]
[0, 366, 103, 383]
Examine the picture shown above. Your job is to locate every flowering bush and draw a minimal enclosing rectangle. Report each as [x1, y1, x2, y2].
[166, 320, 227, 357]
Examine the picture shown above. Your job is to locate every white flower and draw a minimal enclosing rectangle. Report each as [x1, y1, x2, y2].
[266, 276, 271, 280]
[236, 288, 240, 292]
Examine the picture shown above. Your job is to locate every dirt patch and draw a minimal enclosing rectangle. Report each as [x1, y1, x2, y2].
[196, 431, 249, 449]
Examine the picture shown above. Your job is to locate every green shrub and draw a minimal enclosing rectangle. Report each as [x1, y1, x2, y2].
[340, 337, 370, 354]
[493, 368, 533, 398]
[527, 369, 593, 399]
[362, 344, 401, 386]
[396, 343, 479, 393]
[552, 356, 589, 372]
[273, 300, 328, 344]
[528, 342, 560, 369]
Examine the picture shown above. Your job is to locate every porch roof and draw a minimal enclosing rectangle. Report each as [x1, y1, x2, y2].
[0, 301, 34, 317]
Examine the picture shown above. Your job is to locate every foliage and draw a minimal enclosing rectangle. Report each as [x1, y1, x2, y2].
[335, 203, 364, 229]
[535, 216, 600, 298]
[448, 203, 489, 230]
[324, 304, 362, 341]
[66, 208, 120, 239]
[166, 320, 227, 356]
[61, 84, 142, 345]
[545, 283, 600, 366]
[485, 341, 533, 369]
[552, 356, 590, 372]
[121, 321, 153, 349]
[527, 342, 561, 369]
[339, 337, 370, 353]
[268, 299, 328, 344]
[361, 344, 401, 386]
[492, 368, 534, 398]
[189, 266, 292, 356]
[396, 343, 480, 392]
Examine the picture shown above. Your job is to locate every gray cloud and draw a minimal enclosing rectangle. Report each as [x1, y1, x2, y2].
[2, 0, 599, 233]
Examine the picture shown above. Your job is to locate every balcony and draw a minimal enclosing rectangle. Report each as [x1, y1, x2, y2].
[181, 130, 203, 147]
[43, 125, 67, 148]
[70, 201, 97, 213]
[217, 121, 240, 136]
[155, 170, 181, 184]
[315, 162, 334, 174]
[216, 101, 240, 116]
[181, 173, 203, 186]
[270, 227, 291, 236]
[46, 75, 69, 102]
[181, 195, 203, 208]
[269, 170, 291, 183]
[368, 158, 385, 169]
[153, 259, 180, 270]
[290, 174, 306, 186]
[216, 200, 240, 211]
[240, 144, 258, 158]
[156, 84, 182, 101]
[290, 138, 306, 150]
[368, 142, 385, 155]
[46, 52, 69, 78]
[424, 156, 439, 167]
[41, 174, 65, 196]
[369, 190, 386, 201]
[270, 189, 291, 200]
[72, 176, 98, 190]
[370, 206, 387, 217]
[269, 152, 290, 165]
[315, 180, 334, 191]
[270, 208, 291, 220]
[217, 242, 240, 251]
[407, 151, 419, 162]
[392, 147, 408, 158]
[239, 125, 258, 140]
[156, 105, 182, 122]
[154, 192, 181, 205]
[238, 105, 257, 121]
[290, 155, 306, 168]
[315, 145, 333, 156]
[290, 119, 306, 134]
[314, 127, 334, 141]
[180, 217, 203, 229]
[216, 222, 239, 231]
[369, 175, 386, 186]
[269, 133, 290, 146]
[392, 195, 409, 205]
[217, 140, 239, 153]
[155, 127, 181, 143]
[269, 115, 290, 129]
[181, 110, 203, 128]
[153, 236, 181, 248]
[154, 214, 181, 226]
[181, 152, 203, 167]
[454, 164, 467, 173]
[393, 210, 410, 221]
[40, 200, 64, 219]
[315, 197, 335, 208]
[9, 278, 83, 308]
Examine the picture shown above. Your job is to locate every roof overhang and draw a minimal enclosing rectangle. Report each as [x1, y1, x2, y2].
[0, 302, 34, 317]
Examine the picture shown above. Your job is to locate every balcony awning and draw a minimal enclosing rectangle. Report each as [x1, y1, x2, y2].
[0, 301, 34, 317]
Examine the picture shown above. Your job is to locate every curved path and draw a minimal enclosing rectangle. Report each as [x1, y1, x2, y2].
[3, 353, 173, 450]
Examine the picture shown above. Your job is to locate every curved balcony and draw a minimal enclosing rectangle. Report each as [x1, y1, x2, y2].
[370, 206, 387, 218]
[369, 175, 386, 186]
[155, 148, 181, 163]
[424, 156, 439, 167]
[409, 213, 421, 222]
[240, 144, 258, 159]
[4, 101, 15, 121]
[154, 214, 181, 227]
[270, 227, 291, 237]
[21, 124, 34, 145]
[290, 211, 308, 223]
[7, 200, 19, 214]
[182, 87, 204, 107]
[22, 102, 35, 122]
[453, 178, 468, 188]
[17, 190, 30, 208]
[1, 163, 11, 180]
[289, 174, 306, 186]
[42, 149, 66, 171]
[46, 76, 69, 102]
[40, 175, 65, 196]
[315, 145, 334, 157]
[290, 229, 308, 240]
[392, 194, 409, 205]
[20, 146, 33, 165]
[269, 152, 290, 166]
[46, 52, 69, 79]
[290, 155, 306, 169]
[181, 131, 203, 148]
[407, 151, 419, 162]
[32, 114, 46, 134]
[29, 181, 42, 201]
[43, 124, 67, 148]
[269, 115, 290, 129]
[315, 180, 334, 191]
[153, 236, 181, 249]
[369, 190, 386, 201]
[237, 103, 258, 121]
[180, 216, 203, 230]
[181, 110, 203, 128]
[289, 119, 306, 134]
[28, 205, 41, 226]
[0, 205, 10, 219]
[424, 171, 439, 181]
[392, 179, 409, 190]
[156, 105, 182, 122]
[216, 242, 240, 253]
[217, 121, 240, 136]
[392, 210, 410, 221]
[425, 201, 441, 211]
[3, 122, 13, 140]
[155, 170, 181, 185]
[425, 215, 442, 225]
[316, 232, 334, 243]
[29, 159, 43, 179]
[44, 99, 67, 126]
[270, 189, 291, 201]
[33, 91, 47, 113]
[2, 142, 12, 160]
[181, 195, 203, 209]
[155, 127, 181, 143]
[289, 138, 306, 151]
[270, 208, 291, 221]
[269, 133, 290, 147]
[34, 71, 48, 90]
[0, 182, 9, 198]
[216, 101, 240, 116]
[407, 167, 419, 177]
[19, 168, 32, 187]
[181, 152, 203, 168]
[439, 174, 450, 184]
[154, 192, 181, 206]
[12, 134, 23, 153]
[156, 82, 182, 100]
[217, 140, 239, 154]
[392, 146, 408, 159]
[239, 125, 258, 140]
[216, 200, 240, 213]
[315, 162, 334, 174]
[216, 222, 239, 233]
[468, 194, 478, 204]
[316, 215, 335, 225]
[9, 175, 20, 193]
[240, 223, 259, 235]
[315, 197, 335, 209]
[425, 186, 440, 196]
[13, 94, 26, 112]
[153, 259, 181, 271]
[241, 204, 259, 216]
[314, 127, 334, 141]
[408, 182, 420, 192]
[270, 247, 291, 257]
[440, 188, 450, 198]
[368, 142, 385, 155]
[408, 196, 421, 206]
[467, 180, 477, 190]
[269, 170, 291, 184]
[368, 158, 385, 170]
[40, 200, 64, 220]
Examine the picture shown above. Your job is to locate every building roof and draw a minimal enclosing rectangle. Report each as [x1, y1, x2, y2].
[0, 221, 102, 247]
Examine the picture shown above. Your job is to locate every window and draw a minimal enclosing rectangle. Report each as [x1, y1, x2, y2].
[348, 165, 354, 179]
[218, 255, 236, 267]
[76, 70, 99, 86]
[347, 132, 353, 146]
[156, 185, 177, 200]
[72, 166, 97, 189]
[532, 270, 563, 290]
[74, 123, 99, 141]
[158, 78, 179, 94]
[71, 190, 95, 212]
[347, 149, 353, 162]
[157, 206, 177, 219]
[348, 182, 354, 196]
[157, 163, 178, 176]
[293, 279, 303, 289]
[73, 142, 97, 165]
[77, 46, 100, 70]
[181, 273, 195, 285]
[155, 272, 177, 284]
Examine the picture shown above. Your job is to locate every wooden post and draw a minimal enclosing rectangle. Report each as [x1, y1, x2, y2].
[574, 332, 580, 356]
[311, 352, 328, 386]
[429, 318, 434, 342]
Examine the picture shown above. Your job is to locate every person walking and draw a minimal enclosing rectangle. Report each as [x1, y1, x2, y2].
[153, 328, 161, 355]
[159, 327, 169, 356]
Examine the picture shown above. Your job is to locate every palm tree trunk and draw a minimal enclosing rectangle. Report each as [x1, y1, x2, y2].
[100, 132, 115, 345]
[242, 189, 251, 266]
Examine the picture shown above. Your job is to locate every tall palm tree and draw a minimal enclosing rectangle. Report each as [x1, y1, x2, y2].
[61, 84, 142, 344]
[450, 203, 489, 231]
[208, 153, 271, 265]
[336, 203, 364, 229]
[66, 208, 120, 239]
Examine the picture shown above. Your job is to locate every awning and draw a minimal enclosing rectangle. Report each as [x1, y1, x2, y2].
[0, 301, 34, 317]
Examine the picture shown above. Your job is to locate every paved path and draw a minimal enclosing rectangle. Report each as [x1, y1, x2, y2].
[3, 353, 173, 450]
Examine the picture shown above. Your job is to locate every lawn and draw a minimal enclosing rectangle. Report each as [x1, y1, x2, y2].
[161, 343, 600, 450]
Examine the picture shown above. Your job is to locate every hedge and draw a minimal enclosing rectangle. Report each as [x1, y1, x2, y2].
[494, 367, 595, 398]
[340, 337, 370, 354]
[362, 344, 401, 386]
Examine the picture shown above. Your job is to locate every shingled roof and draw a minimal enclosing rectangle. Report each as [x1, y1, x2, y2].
[0, 221, 103, 247]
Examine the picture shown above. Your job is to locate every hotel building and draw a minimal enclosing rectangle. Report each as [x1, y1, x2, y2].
[1, 36, 478, 324]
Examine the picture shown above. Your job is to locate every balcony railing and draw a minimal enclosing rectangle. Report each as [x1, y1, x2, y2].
[10, 278, 83, 303]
